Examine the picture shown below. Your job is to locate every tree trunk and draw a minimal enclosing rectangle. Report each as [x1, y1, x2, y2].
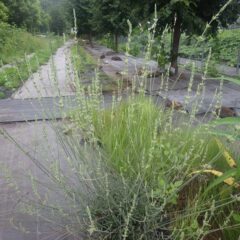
[88, 32, 93, 47]
[171, 14, 181, 75]
[114, 32, 118, 52]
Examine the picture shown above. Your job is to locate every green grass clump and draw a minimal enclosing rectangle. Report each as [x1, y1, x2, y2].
[0, 91, 5, 99]
[91, 96, 239, 179]
[179, 29, 240, 67]
[71, 42, 119, 92]
[0, 23, 61, 64]
[71, 43, 97, 73]
[67, 92, 240, 239]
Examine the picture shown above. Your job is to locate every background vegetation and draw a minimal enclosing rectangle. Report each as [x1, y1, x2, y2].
[0, 23, 63, 98]
[65, 0, 240, 74]
[1, 0, 239, 72]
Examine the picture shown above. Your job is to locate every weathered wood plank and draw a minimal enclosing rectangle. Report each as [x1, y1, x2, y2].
[0, 95, 114, 123]
[0, 96, 78, 123]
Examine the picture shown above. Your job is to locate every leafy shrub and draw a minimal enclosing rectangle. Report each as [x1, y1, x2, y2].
[179, 29, 240, 67]
[98, 33, 115, 50]
[0, 91, 5, 99]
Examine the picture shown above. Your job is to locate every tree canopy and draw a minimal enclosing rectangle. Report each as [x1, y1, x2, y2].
[66, 0, 239, 64]
[0, 0, 69, 33]
[0, 1, 8, 23]
[1, 0, 239, 69]
[40, 0, 69, 34]
[92, 0, 137, 50]
[2, 0, 44, 31]
[153, 0, 240, 73]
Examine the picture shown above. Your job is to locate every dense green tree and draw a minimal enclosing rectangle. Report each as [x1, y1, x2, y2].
[153, 0, 240, 74]
[67, 0, 138, 51]
[2, 0, 43, 31]
[40, 0, 69, 34]
[0, 1, 8, 23]
[66, 0, 95, 43]
[94, 0, 140, 51]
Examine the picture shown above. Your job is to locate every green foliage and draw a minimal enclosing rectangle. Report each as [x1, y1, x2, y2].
[40, 0, 70, 34]
[0, 24, 47, 64]
[152, 0, 240, 70]
[98, 34, 115, 51]
[0, 91, 5, 99]
[71, 44, 96, 73]
[152, 0, 240, 35]
[68, 0, 139, 50]
[68, 90, 240, 239]
[119, 28, 147, 56]
[179, 29, 240, 67]
[2, 0, 44, 31]
[92, 0, 135, 36]
[67, 0, 94, 36]
[0, 25, 62, 92]
[0, 2, 8, 23]
[71, 42, 118, 92]
[212, 29, 240, 67]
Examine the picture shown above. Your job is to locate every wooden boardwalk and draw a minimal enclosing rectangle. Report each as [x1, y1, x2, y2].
[0, 95, 114, 123]
[0, 96, 78, 123]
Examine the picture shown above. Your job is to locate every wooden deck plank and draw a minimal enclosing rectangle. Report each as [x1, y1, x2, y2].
[0, 96, 78, 123]
[0, 95, 114, 123]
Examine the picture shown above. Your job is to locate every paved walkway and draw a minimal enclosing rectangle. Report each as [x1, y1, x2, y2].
[0, 121, 68, 240]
